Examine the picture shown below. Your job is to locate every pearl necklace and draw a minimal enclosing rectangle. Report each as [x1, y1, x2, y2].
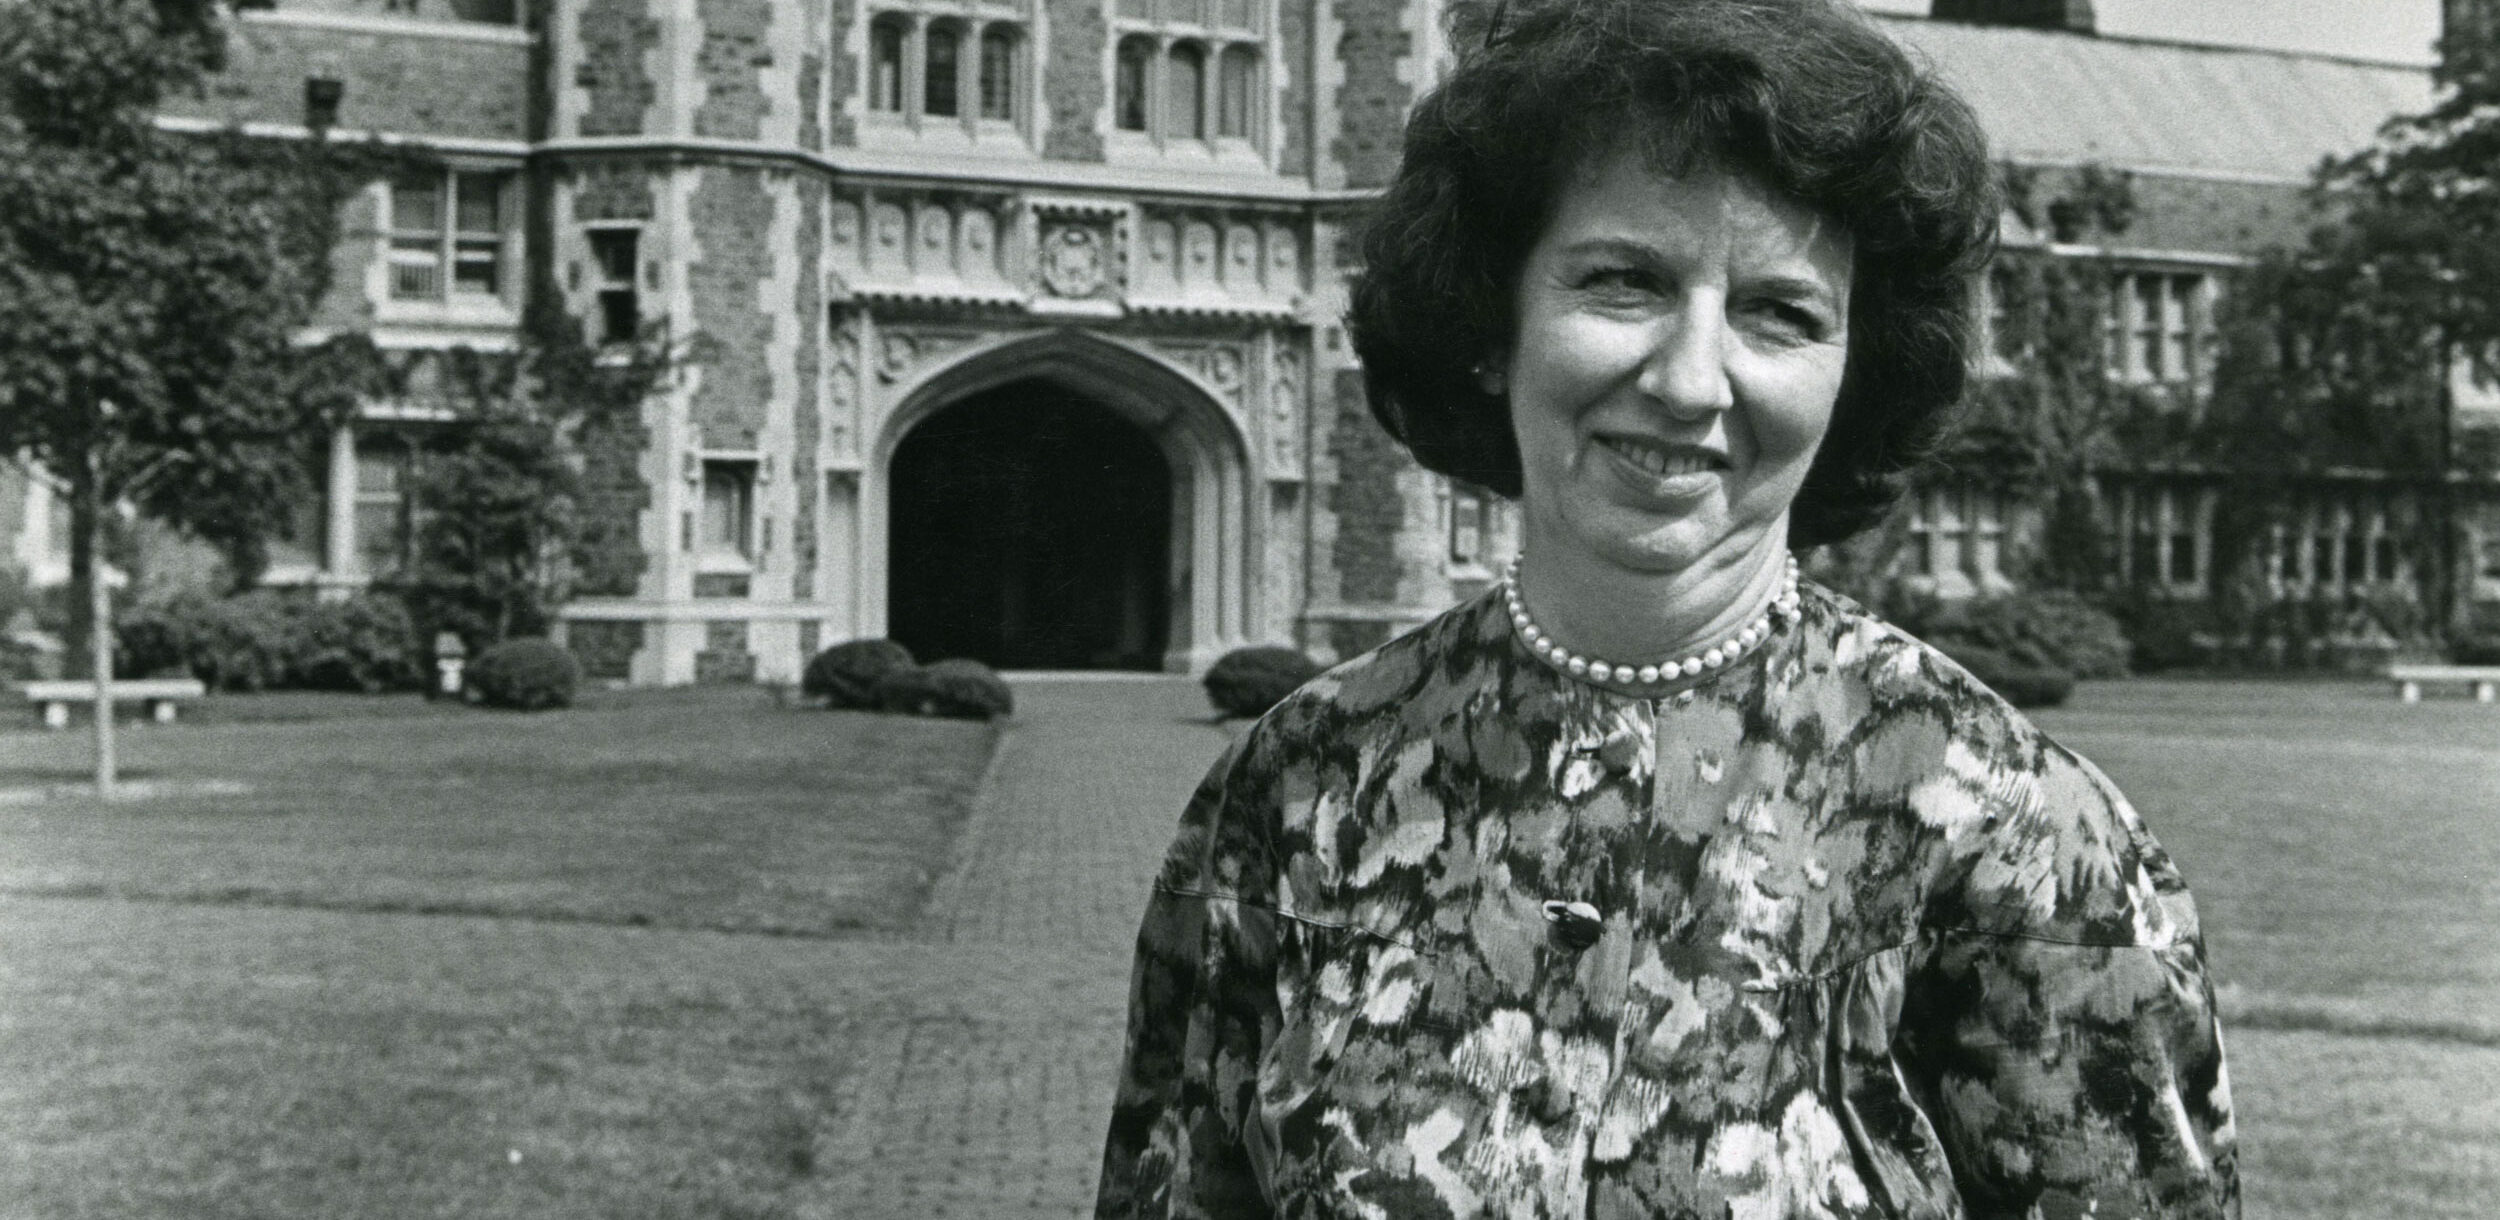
[1503, 552, 1801, 688]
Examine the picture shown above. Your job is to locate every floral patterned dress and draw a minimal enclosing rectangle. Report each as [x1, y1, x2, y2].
[1096, 581, 2238, 1219]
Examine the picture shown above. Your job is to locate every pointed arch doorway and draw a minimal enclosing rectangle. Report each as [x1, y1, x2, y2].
[887, 379, 1174, 669]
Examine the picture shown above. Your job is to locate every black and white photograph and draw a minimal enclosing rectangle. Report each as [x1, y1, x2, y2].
[1, 0, 2495, 1216]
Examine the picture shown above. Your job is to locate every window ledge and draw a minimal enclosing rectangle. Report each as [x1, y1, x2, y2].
[377, 297, 521, 328]
[1105, 132, 1272, 173]
[693, 554, 756, 576]
[859, 113, 1037, 156]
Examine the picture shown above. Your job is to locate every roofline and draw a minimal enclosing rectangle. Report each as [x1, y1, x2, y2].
[1996, 154, 2327, 189]
[1871, 11, 2434, 74]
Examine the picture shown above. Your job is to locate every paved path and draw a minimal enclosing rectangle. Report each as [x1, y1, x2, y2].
[809, 676, 1232, 1219]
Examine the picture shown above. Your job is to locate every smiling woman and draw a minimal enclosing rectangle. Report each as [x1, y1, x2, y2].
[1498, 154, 1854, 667]
[1095, 1, 2240, 1216]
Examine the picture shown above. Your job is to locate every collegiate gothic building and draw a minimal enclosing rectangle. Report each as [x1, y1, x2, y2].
[8, 0, 2495, 682]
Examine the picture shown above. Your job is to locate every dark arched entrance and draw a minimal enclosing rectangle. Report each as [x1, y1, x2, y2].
[887, 380, 1173, 669]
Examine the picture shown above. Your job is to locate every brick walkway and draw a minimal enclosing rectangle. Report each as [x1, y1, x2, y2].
[807, 676, 1231, 1219]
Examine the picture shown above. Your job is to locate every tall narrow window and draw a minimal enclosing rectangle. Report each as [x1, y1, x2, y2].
[453, 174, 504, 295]
[924, 22, 961, 117]
[388, 176, 445, 300]
[2168, 495, 2200, 586]
[2165, 276, 2197, 384]
[588, 228, 640, 344]
[354, 442, 411, 577]
[868, 18, 906, 112]
[2132, 275, 2163, 383]
[1217, 46, 1255, 138]
[1115, 36, 1152, 131]
[701, 461, 756, 560]
[978, 26, 1016, 120]
[1449, 484, 1487, 566]
[1168, 42, 1206, 138]
[1984, 267, 2020, 366]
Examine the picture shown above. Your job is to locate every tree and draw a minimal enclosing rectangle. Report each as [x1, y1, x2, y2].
[1945, 162, 2151, 593]
[0, 0, 337, 792]
[2213, 13, 2500, 636]
[395, 304, 682, 652]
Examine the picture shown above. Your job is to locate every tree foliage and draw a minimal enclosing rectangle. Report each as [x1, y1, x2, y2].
[0, 0, 392, 588]
[392, 304, 680, 649]
[1940, 162, 2159, 591]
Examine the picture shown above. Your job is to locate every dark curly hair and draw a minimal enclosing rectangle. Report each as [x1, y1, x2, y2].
[1347, 0, 1999, 547]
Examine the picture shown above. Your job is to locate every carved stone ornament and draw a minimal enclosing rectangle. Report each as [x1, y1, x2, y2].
[878, 332, 918, 383]
[1270, 345, 1304, 468]
[829, 326, 861, 456]
[1205, 346, 1243, 392]
[1037, 224, 1106, 298]
[1149, 340, 1250, 408]
[874, 328, 981, 386]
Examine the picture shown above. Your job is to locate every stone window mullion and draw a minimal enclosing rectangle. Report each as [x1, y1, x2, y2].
[906, 15, 927, 128]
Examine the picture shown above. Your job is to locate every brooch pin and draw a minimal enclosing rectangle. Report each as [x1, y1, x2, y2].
[1541, 899, 1604, 951]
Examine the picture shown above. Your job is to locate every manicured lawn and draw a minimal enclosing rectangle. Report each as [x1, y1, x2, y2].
[0, 687, 998, 1218]
[0, 685, 994, 937]
[0, 677, 2494, 1217]
[2035, 679, 2500, 1218]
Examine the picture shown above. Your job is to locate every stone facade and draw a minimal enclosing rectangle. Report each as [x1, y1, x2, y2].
[33, 0, 2479, 684]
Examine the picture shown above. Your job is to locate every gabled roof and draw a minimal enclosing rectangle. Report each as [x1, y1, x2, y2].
[1878, 15, 2434, 183]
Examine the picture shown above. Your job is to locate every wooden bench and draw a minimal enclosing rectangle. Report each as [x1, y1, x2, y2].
[19, 678, 209, 729]
[2387, 664, 2500, 704]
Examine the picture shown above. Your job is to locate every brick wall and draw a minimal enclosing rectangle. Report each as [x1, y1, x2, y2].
[793, 177, 825, 600]
[1041, 0, 1107, 161]
[1326, 368, 1409, 606]
[167, 19, 530, 140]
[825, 0, 857, 146]
[565, 160, 657, 599]
[571, 162, 659, 222]
[688, 167, 778, 450]
[1328, 0, 1413, 190]
[1277, 0, 1314, 178]
[693, 0, 773, 140]
[575, 0, 659, 137]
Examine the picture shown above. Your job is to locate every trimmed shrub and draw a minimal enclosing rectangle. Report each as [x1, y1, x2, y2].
[116, 591, 424, 692]
[465, 637, 580, 711]
[2111, 597, 2214, 673]
[2452, 633, 2500, 666]
[288, 596, 424, 692]
[1900, 590, 2131, 679]
[803, 638, 916, 709]
[1936, 643, 2075, 710]
[1203, 645, 1324, 719]
[873, 658, 1013, 720]
[116, 590, 296, 692]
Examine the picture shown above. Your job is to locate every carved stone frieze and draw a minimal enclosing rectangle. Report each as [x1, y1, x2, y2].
[1270, 343, 1305, 473]
[1148, 339, 1251, 412]
[828, 319, 861, 458]
[874, 326, 983, 386]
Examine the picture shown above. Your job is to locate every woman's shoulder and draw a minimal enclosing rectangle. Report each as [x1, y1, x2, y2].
[1792, 583, 2194, 947]
[1241, 590, 1506, 749]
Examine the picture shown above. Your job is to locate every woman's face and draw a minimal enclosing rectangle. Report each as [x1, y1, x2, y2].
[1496, 146, 1854, 578]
